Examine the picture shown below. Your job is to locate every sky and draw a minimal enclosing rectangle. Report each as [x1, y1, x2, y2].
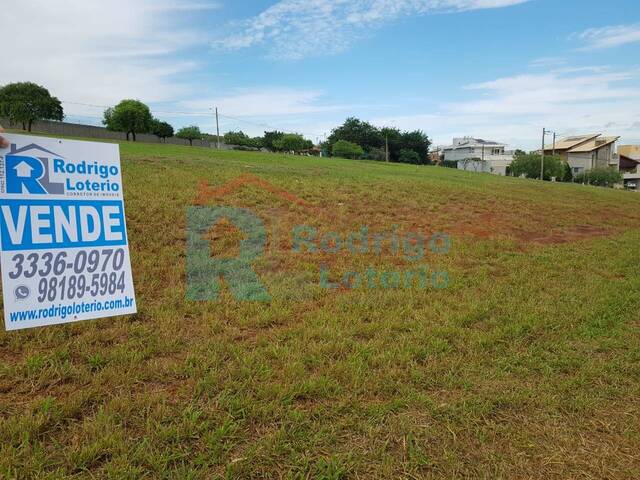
[2, 0, 640, 150]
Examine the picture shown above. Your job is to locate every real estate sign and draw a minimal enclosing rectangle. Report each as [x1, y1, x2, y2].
[0, 134, 136, 330]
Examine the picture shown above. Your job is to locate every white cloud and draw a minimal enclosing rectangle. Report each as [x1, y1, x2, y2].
[369, 66, 640, 149]
[0, 0, 218, 119]
[214, 0, 531, 60]
[572, 23, 640, 50]
[180, 88, 352, 117]
[529, 57, 566, 68]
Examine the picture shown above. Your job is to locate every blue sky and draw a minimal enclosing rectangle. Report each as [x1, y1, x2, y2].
[3, 0, 640, 149]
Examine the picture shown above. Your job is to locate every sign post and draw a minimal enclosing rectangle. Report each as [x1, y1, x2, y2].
[0, 134, 136, 330]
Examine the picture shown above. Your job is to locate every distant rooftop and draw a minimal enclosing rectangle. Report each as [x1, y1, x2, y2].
[568, 136, 619, 153]
[447, 137, 506, 149]
[544, 134, 599, 151]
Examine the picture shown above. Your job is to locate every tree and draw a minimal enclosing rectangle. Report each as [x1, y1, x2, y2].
[380, 126, 402, 161]
[328, 117, 383, 155]
[103, 99, 152, 141]
[561, 162, 573, 182]
[273, 133, 311, 152]
[332, 140, 364, 159]
[263, 130, 285, 151]
[398, 149, 421, 164]
[223, 131, 250, 146]
[0, 82, 63, 132]
[399, 130, 431, 164]
[575, 168, 622, 187]
[510, 153, 564, 180]
[328, 117, 431, 164]
[151, 119, 174, 142]
[176, 125, 203, 146]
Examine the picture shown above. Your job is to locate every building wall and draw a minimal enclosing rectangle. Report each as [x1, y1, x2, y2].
[443, 149, 512, 162]
[593, 143, 614, 169]
[456, 158, 511, 175]
[567, 152, 593, 173]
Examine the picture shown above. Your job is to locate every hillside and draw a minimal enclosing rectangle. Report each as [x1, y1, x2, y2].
[2, 140, 640, 478]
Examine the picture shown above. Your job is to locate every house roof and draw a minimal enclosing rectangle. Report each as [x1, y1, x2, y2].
[544, 134, 599, 151]
[620, 155, 640, 169]
[568, 136, 619, 153]
[446, 138, 505, 149]
[618, 147, 640, 161]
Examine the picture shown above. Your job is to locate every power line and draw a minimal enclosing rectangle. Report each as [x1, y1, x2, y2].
[60, 100, 324, 138]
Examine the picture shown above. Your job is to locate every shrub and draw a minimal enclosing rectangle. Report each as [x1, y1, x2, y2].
[398, 149, 421, 164]
[364, 147, 386, 161]
[561, 162, 573, 182]
[442, 160, 458, 169]
[232, 145, 259, 152]
[332, 140, 364, 159]
[510, 153, 563, 180]
[575, 168, 622, 187]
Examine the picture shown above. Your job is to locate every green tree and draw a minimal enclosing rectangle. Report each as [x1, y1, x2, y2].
[398, 149, 421, 164]
[151, 119, 174, 142]
[223, 130, 250, 146]
[510, 153, 564, 180]
[328, 118, 431, 164]
[273, 133, 311, 152]
[399, 130, 431, 164]
[561, 162, 573, 182]
[380, 127, 402, 161]
[176, 125, 203, 146]
[103, 99, 152, 141]
[332, 140, 364, 159]
[575, 168, 622, 187]
[262, 130, 285, 151]
[328, 117, 383, 154]
[0, 82, 63, 132]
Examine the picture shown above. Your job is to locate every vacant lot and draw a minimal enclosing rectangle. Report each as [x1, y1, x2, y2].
[1, 140, 639, 479]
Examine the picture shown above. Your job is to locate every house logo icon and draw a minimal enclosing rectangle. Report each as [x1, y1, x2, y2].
[4, 143, 65, 195]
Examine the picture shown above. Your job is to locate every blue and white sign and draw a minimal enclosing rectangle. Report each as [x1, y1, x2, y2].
[0, 134, 136, 330]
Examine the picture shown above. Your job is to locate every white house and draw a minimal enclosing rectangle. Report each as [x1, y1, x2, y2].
[442, 137, 515, 176]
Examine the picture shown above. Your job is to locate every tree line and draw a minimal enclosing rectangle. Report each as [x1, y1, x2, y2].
[0, 82, 432, 164]
[326, 117, 432, 164]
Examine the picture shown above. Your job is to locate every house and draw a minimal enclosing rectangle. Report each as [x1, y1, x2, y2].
[618, 145, 640, 190]
[442, 137, 515, 175]
[429, 148, 443, 165]
[543, 134, 619, 175]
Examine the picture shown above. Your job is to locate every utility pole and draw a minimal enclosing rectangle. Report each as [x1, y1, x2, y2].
[385, 135, 389, 163]
[552, 131, 556, 156]
[215, 107, 220, 149]
[540, 127, 546, 180]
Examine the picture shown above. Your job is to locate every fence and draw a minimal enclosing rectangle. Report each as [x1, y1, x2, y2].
[0, 117, 237, 149]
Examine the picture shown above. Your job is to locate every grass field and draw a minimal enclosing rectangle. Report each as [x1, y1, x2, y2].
[1, 138, 640, 479]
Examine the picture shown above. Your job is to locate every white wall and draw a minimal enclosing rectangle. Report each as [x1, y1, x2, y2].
[456, 158, 510, 176]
